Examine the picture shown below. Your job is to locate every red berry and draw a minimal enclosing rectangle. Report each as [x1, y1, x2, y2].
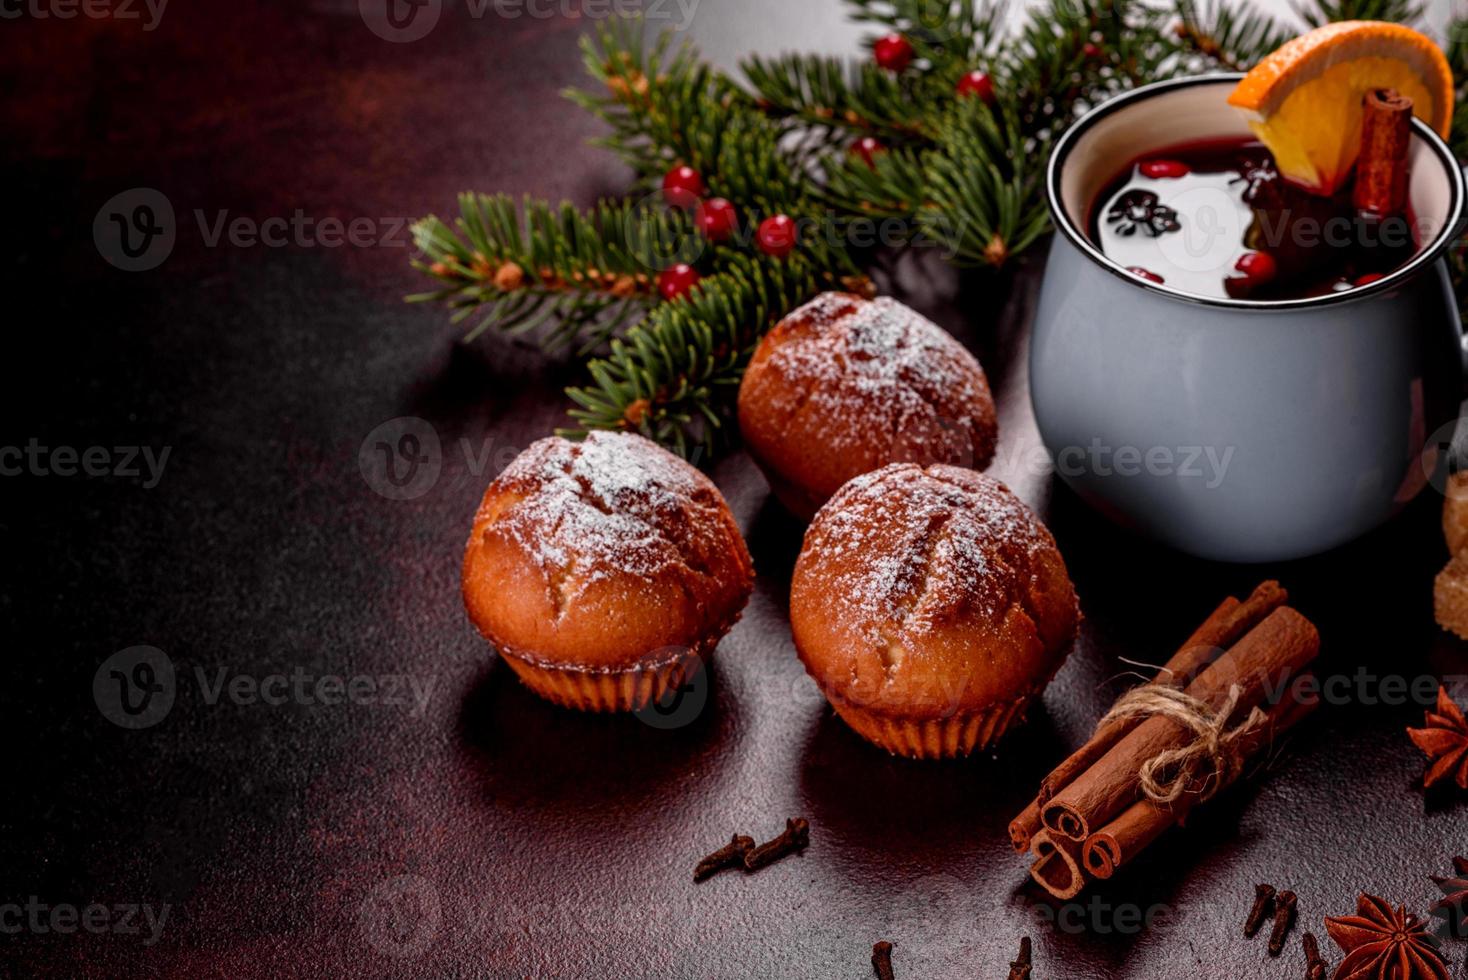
[1233, 251, 1277, 284]
[1125, 266, 1164, 284]
[661, 165, 705, 209]
[1354, 272, 1386, 287]
[1083, 42, 1103, 60]
[658, 264, 701, 301]
[695, 197, 738, 243]
[757, 215, 798, 258]
[851, 136, 885, 168]
[1139, 159, 1190, 179]
[956, 70, 995, 103]
[873, 34, 914, 72]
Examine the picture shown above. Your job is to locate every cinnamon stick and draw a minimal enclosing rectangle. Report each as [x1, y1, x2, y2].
[1037, 583, 1286, 804]
[1028, 829, 1087, 901]
[1008, 800, 1044, 854]
[1081, 690, 1318, 879]
[1353, 89, 1413, 219]
[1042, 607, 1319, 843]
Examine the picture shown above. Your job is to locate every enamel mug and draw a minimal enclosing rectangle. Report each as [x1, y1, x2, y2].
[1031, 74, 1468, 562]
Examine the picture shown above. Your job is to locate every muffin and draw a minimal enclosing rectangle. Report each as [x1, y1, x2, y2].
[790, 464, 1078, 758]
[462, 431, 754, 711]
[737, 292, 998, 521]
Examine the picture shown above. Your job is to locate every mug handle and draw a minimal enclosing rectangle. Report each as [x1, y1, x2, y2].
[1456, 164, 1468, 389]
[1458, 164, 1468, 239]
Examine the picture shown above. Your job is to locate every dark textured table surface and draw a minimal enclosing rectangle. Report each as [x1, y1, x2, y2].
[4, 3, 1466, 978]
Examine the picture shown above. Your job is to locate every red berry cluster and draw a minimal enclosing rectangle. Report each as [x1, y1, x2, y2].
[655, 165, 800, 300]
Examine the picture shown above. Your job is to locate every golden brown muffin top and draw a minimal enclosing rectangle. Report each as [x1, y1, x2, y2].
[738, 293, 997, 519]
[462, 432, 752, 670]
[791, 464, 1077, 716]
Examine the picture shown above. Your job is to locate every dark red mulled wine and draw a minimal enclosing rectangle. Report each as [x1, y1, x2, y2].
[1087, 137, 1419, 301]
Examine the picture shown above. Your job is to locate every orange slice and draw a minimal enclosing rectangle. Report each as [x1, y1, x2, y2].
[1228, 21, 1454, 195]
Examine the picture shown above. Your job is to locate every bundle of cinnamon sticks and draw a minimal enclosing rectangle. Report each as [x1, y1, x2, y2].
[1011, 582, 1321, 900]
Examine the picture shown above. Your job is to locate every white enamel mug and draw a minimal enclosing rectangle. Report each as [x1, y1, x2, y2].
[1031, 74, 1468, 562]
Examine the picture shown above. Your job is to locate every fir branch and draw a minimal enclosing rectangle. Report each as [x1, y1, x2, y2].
[563, 253, 827, 457]
[821, 145, 930, 222]
[563, 18, 746, 182]
[408, 193, 684, 353]
[1295, 0, 1424, 28]
[846, 0, 1007, 68]
[1173, 0, 1291, 71]
[919, 102, 1051, 267]
[1001, 0, 1170, 142]
[741, 54, 933, 144]
[1445, 15, 1466, 316]
[1450, 16, 1468, 159]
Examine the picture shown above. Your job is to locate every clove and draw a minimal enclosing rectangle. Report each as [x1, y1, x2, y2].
[1007, 936, 1033, 980]
[693, 834, 755, 882]
[1302, 931, 1327, 980]
[1268, 890, 1298, 956]
[744, 817, 810, 872]
[1245, 883, 1277, 937]
[871, 940, 894, 980]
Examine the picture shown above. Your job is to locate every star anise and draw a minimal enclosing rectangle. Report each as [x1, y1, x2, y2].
[1406, 686, 1468, 790]
[1229, 153, 1278, 205]
[1105, 190, 1181, 238]
[1430, 856, 1468, 939]
[1324, 894, 1450, 980]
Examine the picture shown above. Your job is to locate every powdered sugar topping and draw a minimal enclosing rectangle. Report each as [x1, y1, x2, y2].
[483, 431, 723, 596]
[769, 295, 991, 454]
[807, 465, 1050, 642]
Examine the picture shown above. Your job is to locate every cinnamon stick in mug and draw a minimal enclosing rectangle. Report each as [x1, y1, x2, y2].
[1041, 607, 1319, 842]
[1353, 89, 1413, 219]
[1081, 690, 1318, 879]
[1037, 582, 1286, 803]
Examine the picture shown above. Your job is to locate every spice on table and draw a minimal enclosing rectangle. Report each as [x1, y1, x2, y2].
[1246, 883, 1278, 937]
[1007, 936, 1033, 980]
[1034, 582, 1287, 807]
[744, 817, 810, 872]
[871, 940, 894, 980]
[1324, 893, 1450, 980]
[1406, 686, 1468, 791]
[693, 834, 755, 882]
[1268, 890, 1297, 956]
[1012, 585, 1321, 899]
[1301, 931, 1326, 980]
[1430, 855, 1468, 938]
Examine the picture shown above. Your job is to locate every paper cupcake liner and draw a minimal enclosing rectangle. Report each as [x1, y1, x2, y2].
[829, 694, 1033, 759]
[499, 648, 700, 713]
